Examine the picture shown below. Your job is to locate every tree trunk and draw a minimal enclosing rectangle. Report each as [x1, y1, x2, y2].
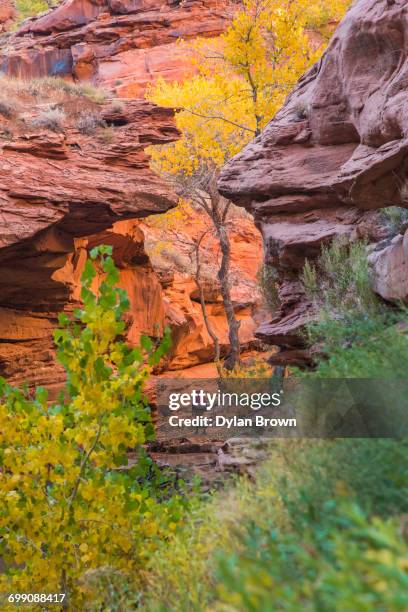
[193, 242, 221, 374]
[216, 223, 241, 370]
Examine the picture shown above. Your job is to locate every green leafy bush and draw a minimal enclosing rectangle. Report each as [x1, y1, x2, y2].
[381, 206, 408, 235]
[300, 237, 408, 377]
[141, 438, 407, 610]
[0, 246, 185, 605]
[302, 237, 377, 315]
[272, 439, 408, 528]
[15, 0, 53, 23]
[216, 504, 408, 611]
[305, 311, 408, 377]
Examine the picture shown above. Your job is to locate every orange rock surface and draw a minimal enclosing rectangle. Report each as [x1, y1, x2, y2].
[0, 84, 178, 389]
[0, 0, 15, 31]
[141, 206, 265, 369]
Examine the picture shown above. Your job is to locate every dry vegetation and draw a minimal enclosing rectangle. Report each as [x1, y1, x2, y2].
[0, 75, 113, 137]
[0, 75, 107, 104]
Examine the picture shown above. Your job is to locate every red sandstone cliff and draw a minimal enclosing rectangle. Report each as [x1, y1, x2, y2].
[219, 0, 408, 366]
[0, 0, 264, 387]
[0, 82, 179, 390]
[1, 0, 233, 96]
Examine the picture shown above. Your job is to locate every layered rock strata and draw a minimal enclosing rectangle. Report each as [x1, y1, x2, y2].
[0, 89, 179, 390]
[1, 0, 232, 96]
[219, 0, 408, 365]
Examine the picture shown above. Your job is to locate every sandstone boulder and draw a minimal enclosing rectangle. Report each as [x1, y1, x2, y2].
[369, 231, 408, 302]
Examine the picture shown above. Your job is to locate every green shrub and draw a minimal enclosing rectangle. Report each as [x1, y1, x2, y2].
[298, 237, 408, 377]
[140, 438, 407, 610]
[216, 504, 408, 611]
[273, 439, 408, 526]
[15, 0, 54, 23]
[305, 310, 408, 377]
[381, 206, 408, 235]
[302, 237, 377, 315]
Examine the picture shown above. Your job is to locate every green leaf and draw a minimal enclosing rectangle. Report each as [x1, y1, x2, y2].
[141, 335, 153, 352]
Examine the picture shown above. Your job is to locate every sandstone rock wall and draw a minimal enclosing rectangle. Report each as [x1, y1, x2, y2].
[0, 87, 178, 389]
[1, 0, 233, 96]
[0, 0, 266, 387]
[219, 0, 408, 365]
[141, 207, 265, 370]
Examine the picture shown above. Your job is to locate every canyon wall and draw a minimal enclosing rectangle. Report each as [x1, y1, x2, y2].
[0, 0, 264, 387]
[1, 0, 233, 96]
[219, 0, 408, 366]
[141, 207, 264, 371]
[0, 89, 179, 391]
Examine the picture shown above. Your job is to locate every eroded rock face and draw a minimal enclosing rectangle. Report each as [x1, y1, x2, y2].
[0, 0, 15, 31]
[1, 0, 232, 96]
[369, 230, 408, 302]
[0, 90, 178, 389]
[0, 0, 263, 387]
[219, 0, 408, 363]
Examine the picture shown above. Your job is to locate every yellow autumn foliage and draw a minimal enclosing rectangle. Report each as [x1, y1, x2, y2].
[146, 0, 350, 175]
[0, 246, 183, 607]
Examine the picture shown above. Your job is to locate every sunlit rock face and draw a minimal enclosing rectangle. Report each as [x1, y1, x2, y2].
[1, 0, 232, 96]
[219, 0, 407, 364]
[140, 208, 265, 371]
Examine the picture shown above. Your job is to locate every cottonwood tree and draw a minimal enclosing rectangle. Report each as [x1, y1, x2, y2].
[146, 0, 349, 369]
